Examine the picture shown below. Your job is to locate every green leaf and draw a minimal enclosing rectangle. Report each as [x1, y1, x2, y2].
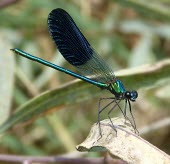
[0, 30, 15, 125]
[0, 59, 170, 133]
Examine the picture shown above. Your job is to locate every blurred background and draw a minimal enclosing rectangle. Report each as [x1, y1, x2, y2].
[0, 0, 170, 159]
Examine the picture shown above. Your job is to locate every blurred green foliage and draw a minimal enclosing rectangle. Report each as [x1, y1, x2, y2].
[0, 0, 170, 158]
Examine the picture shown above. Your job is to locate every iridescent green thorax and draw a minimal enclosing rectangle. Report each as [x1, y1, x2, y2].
[108, 79, 126, 95]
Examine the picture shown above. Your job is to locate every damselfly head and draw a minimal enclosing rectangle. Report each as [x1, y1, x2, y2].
[125, 91, 138, 101]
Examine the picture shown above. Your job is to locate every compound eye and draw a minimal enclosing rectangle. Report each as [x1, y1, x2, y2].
[133, 91, 138, 99]
[130, 91, 138, 101]
[125, 91, 131, 99]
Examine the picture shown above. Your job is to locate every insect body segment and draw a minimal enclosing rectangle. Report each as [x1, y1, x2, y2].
[12, 8, 139, 136]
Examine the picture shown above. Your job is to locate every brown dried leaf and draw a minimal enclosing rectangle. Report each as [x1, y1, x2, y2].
[77, 118, 170, 163]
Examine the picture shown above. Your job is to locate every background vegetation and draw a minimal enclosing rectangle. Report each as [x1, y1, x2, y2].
[0, 0, 170, 161]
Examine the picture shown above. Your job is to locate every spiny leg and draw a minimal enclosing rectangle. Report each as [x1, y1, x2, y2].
[107, 99, 122, 136]
[122, 99, 135, 126]
[123, 99, 131, 123]
[122, 99, 137, 131]
[124, 99, 128, 116]
[97, 97, 115, 138]
[114, 100, 129, 120]
[114, 99, 135, 129]
[127, 99, 139, 135]
[98, 98, 139, 136]
[98, 97, 116, 124]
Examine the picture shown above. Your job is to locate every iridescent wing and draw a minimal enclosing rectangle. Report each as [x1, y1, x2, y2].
[48, 8, 116, 83]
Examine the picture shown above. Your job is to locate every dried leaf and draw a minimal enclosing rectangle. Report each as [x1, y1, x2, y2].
[77, 118, 170, 163]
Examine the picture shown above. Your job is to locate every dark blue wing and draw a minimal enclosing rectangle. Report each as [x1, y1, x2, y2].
[48, 8, 115, 83]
